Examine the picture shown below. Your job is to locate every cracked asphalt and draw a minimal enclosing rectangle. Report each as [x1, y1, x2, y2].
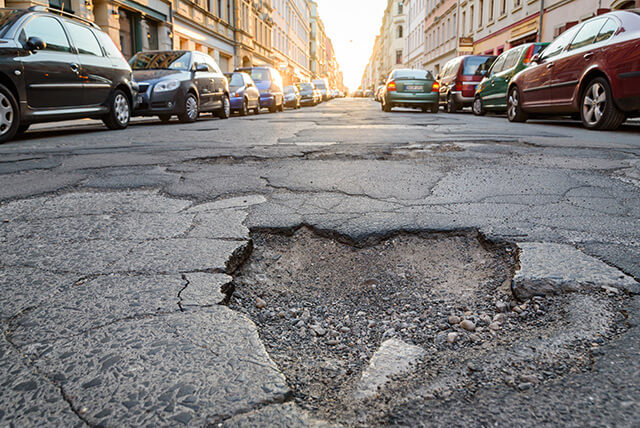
[1, 99, 639, 427]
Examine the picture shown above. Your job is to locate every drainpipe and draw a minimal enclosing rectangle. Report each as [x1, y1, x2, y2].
[537, 0, 544, 42]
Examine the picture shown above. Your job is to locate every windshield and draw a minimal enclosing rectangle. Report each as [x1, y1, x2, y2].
[313, 80, 327, 89]
[297, 83, 314, 91]
[0, 9, 22, 37]
[226, 73, 244, 87]
[284, 86, 296, 93]
[129, 52, 191, 71]
[250, 69, 270, 82]
[392, 70, 434, 80]
[462, 56, 495, 76]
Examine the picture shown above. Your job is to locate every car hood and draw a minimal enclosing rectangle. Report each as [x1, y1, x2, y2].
[133, 69, 186, 83]
[230, 85, 245, 94]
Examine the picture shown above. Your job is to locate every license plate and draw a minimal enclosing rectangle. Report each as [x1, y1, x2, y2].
[136, 95, 144, 104]
[406, 85, 423, 92]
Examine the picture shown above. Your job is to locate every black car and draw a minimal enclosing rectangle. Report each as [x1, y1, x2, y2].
[131, 50, 230, 123]
[0, 6, 136, 143]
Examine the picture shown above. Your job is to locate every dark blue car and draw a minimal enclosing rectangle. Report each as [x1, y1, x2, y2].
[225, 72, 260, 116]
[234, 66, 284, 113]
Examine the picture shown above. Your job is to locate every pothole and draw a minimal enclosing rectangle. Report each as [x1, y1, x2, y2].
[229, 227, 627, 426]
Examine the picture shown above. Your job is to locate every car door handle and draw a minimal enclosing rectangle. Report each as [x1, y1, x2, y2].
[546, 62, 555, 69]
[70, 63, 79, 73]
[583, 53, 593, 60]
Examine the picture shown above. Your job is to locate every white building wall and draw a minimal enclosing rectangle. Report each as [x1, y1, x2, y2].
[404, 0, 427, 69]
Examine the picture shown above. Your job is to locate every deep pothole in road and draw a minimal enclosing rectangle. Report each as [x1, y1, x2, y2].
[229, 227, 628, 426]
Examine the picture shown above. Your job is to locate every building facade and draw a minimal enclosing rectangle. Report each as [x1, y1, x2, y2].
[233, 0, 274, 68]
[404, 0, 427, 69]
[271, 0, 312, 84]
[424, 0, 458, 74]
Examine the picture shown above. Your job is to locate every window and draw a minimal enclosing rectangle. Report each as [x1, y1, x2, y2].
[489, 54, 506, 74]
[470, 6, 474, 32]
[501, 0, 506, 14]
[396, 49, 402, 64]
[568, 19, 605, 51]
[96, 31, 123, 58]
[462, 11, 466, 34]
[397, 25, 403, 38]
[502, 47, 522, 70]
[489, 0, 494, 21]
[595, 18, 618, 43]
[19, 16, 71, 52]
[540, 25, 580, 60]
[479, 0, 484, 27]
[398, 1, 403, 14]
[66, 21, 103, 56]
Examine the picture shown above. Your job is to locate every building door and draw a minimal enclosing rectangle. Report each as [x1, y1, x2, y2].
[119, 10, 134, 59]
[147, 20, 158, 50]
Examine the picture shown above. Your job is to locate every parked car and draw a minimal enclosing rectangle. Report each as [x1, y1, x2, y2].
[297, 82, 317, 106]
[313, 78, 329, 101]
[284, 85, 301, 109]
[235, 66, 284, 113]
[375, 86, 385, 102]
[0, 6, 136, 143]
[131, 50, 230, 123]
[313, 87, 323, 104]
[352, 90, 363, 97]
[438, 55, 497, 112]
[225, 71, 260, 116]
[380, 69, 439, 113]
[473, 43, 549, 116]
[508, 10, 640, 130]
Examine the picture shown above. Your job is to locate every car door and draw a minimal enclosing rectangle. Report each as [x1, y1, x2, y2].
[64, 20, 114, 107]
[492, 47, 523, 108]
[482, 53, 506, 108]
[17, 14, 84, 109]
[203, 54, 226, 109]
[550, 18, 607, 106]
[520, 26, 580, 108]
[244, 73, 260, 109]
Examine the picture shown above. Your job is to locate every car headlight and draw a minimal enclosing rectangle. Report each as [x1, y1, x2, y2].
[154, 80, 180, 93]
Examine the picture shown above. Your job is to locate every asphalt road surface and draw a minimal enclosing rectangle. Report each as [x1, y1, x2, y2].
[1, 99, 639, 427]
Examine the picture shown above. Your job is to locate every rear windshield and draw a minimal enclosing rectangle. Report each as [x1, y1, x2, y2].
[313, 80, 327, 89]
[298, 83, 314, 90]
[284, 86, 296, 93]
[393, 70, 434, 80]
[226, 73, 243, 86]
[130, 51, 191, 71]
[250, 69, 270, 82]
[462, 56, 495, 76]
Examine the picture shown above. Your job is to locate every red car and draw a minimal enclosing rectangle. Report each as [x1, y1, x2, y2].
[508, 10, 640, 130]
[438, 55, 496, 112]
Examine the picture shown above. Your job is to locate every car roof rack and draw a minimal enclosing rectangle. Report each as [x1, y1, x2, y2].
[28, 5, 100, 29]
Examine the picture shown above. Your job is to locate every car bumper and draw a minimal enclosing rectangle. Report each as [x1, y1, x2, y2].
[450, 91, 474, 105]
[260, 94, 276, 107]
[388, 92, 438, 105]
[230, 96, 244, 110]
[133, 90, 182, 115]
[284, 98, 298, 106]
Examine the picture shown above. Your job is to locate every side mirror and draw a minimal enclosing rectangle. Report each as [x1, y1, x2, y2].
[194, 63, 208, 72]
[530, 53, 541, 64]
[246, 82, 253, 88]
[26, 36, 46, 52]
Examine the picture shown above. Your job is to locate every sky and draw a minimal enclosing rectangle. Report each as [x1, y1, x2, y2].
[315, 0, 388, 91]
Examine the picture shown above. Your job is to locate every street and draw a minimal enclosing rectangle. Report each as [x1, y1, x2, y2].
[1, 98, 640, 426]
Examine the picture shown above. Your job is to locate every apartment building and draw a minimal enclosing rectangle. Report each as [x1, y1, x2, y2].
[271, 0, 312, 84]
[404, 0, 427, 69]
[234, 0, 274, 68]
[424, 0, 458, 74]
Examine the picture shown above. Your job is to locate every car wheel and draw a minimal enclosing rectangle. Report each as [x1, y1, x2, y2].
[239, 98, 249, 116]
[269, 102, 278, 113]
[0, 85, 19, 144]
[102, 89, 130, 130]
[178, 93, 199, 123]
[429, 104, 439, 114]
[158, 114, 172, 123]
[447, 94, 459, 113]
[473, 96, 486, 116]
[254, 103, 261, 115]
[215, 95, 231, 119]
[15, 124, 30, 137]
[581, 77, 625, 130]
[278, 100, 284, 112]
[507, 86, 528, 123]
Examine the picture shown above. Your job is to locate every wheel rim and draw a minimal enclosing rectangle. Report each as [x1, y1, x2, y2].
[186, 96, 198, 120]
[0, 93, 14, 136]
[473, 98, 482, 114]
[243, 100, 247, 114]
[508, 90, 518, 120]
[224, 97, 230, 117]
[114, 93, 129, 125]
[583, 82, 606, 126]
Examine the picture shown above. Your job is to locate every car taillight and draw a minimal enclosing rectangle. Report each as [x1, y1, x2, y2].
[455, 81, 462, 91]
[523, 44, 535, 64]
[387, 81, 396, 92]
[431, 82, 440, 92]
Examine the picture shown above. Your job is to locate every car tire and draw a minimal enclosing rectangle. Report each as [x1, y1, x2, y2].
[382, 97, 392, 112]
[239, 98, 249, 117]
[102, 89, 130, 130]
[473, 96, 486, 116]
[507, 86, 528, 123]
[269, 102, 278, 113]
[278, 100, 284, 112]
[215, 95, 231, 119]
[447, 94, 459, 113]
[0, 83, 22, 143]
[254, 104, 261, 115]
[580, 77, 625, 130]
[178, 93, 199, 123]
[15, 124, 30, 137]
[158, 114, 172, 123]
[429, 104, 439, 114]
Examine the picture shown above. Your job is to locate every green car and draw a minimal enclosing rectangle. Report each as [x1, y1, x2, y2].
[381, 69, 439, 113]
[473, 43, 548, 116]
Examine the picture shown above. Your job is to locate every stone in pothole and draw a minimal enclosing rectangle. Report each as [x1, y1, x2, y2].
[354, 338, 425, 399]
[513, 242, 639, 299]
[224, 402, 339, 428]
